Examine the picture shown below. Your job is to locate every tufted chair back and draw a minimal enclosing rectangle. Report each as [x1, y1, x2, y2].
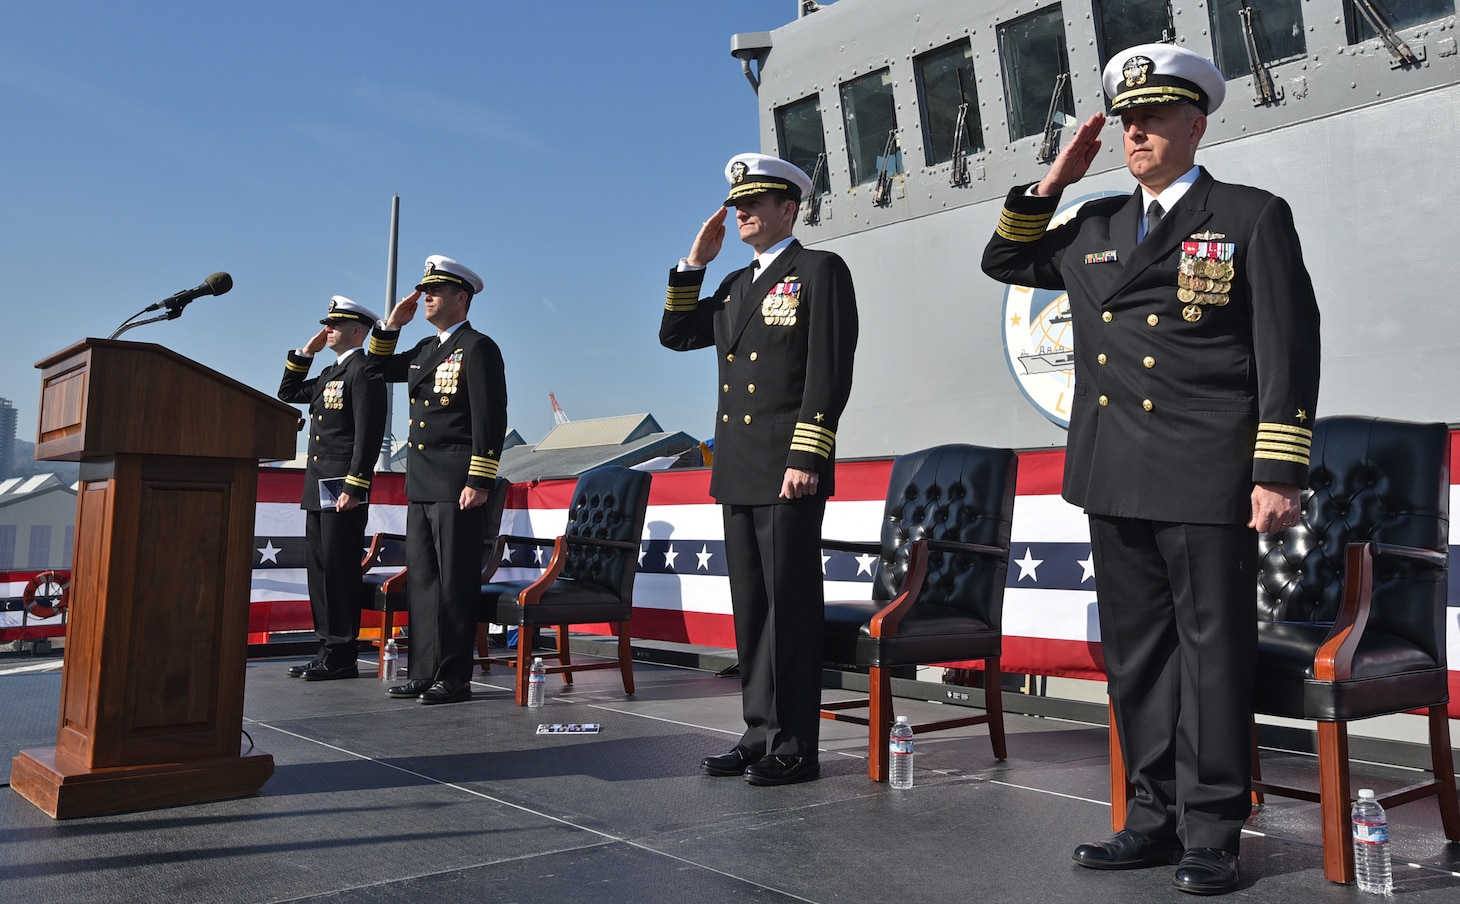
[1256, 417, 1450, 664]
[873, 444, 1018, 626]
[559, 465, 652, 601]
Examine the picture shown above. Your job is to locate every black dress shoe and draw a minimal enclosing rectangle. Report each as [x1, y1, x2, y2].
[1072, 828, 1183, 870]
[387, 678, 433, 698]
[744, 755, 819, 786]
[1172, 848, 1240, 896]
[418, 679, 472, 705]
[287, 660, 321, 678]
[300, 664, 359, 681]
[701, 746, 761, 777]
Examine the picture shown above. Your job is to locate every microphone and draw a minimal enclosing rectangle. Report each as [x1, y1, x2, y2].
[146, 272, 234, 312]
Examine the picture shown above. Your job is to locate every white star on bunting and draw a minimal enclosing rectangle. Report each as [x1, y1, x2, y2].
[1014, 547, 1043, 582]
[257, 540, 281, 564]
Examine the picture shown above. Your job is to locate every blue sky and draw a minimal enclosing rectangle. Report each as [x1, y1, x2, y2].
[0, 0, 799, 452]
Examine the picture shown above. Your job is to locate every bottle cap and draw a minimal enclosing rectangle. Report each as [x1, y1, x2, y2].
[896, 715, 907, 722]
[1358, 789, 1376, 799]
[533, 656, 543, 664]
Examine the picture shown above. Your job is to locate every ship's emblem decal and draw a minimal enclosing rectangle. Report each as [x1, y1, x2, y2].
[729, 161, 749, 184]
[998, 190, 1125, 430]
[1123, 55, 1153, 88]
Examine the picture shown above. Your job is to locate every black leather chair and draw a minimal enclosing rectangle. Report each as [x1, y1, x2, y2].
[1250, 415, 1460, 883]
[478, 466, 651, 705]
[821, 443, 1018, 781]
[360, 477, 509, 678]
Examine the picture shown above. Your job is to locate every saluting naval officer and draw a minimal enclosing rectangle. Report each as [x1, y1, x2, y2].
[365, 255, 508, 705]
[278, 296, 388, 681]
[981, 44, 1320, 895]
[661, 153, 858, 786]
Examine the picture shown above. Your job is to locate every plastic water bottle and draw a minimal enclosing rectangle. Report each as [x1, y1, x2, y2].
[382, 638, 400, 681]
[889, 716, 914, 789]
[527, 657, 546, 708]
[1352, 788, 1393, 894]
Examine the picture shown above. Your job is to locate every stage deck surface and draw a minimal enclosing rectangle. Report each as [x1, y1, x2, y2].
[1, 648, 1458, 903]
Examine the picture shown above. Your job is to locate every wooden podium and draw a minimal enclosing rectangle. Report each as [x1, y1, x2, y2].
[10, 339, 300, 818]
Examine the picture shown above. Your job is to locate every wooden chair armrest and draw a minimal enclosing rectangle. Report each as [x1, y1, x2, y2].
[1315, 542, 1375, 682]
[1315, 541, 1447, 682]
[868, 538, 930, 640]
[482, 534, 508, 581]
[923, 538, 1010, 562]
[823, 539, 880, 556]
[380, 568, 408, 594]
[499, 533, 553, 547]
[562, 534, 640, 553]
[360, 531, 407, 569]
[518, 536, 571, 607]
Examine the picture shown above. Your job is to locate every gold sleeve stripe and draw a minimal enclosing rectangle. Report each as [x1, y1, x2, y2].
[1254, 450, 1311, 465]
[285, 358, 310, 373]
[995, 208, 1054, 242]
[368, 334, 397, 356]
[1258, 423, 1313, 439]
[344, 475, 372, 489]
[468, 456, 499, 479]
[790, 422, 836, 457]
[665, 285, 701, 312]
[1255, 439, 1311, 455]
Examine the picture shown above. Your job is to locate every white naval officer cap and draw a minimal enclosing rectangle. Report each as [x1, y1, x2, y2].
[723, 153, 813, 207]
[321, 295, 380, 327]
[415, 254, 484, 296]
[1103, 43, 1226, 115]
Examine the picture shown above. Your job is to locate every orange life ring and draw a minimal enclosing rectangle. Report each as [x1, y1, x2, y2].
[22, 571, 69, 619]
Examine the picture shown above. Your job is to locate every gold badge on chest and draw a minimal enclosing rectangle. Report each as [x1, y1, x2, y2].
[433, 349, 463, 399]
[1176, 237, 1236, 322]
[322, 379, 345, 410]
[762, 279, 801, 326]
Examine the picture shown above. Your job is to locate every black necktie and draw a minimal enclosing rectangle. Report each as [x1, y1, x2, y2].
[1144, 199, 1164, 242]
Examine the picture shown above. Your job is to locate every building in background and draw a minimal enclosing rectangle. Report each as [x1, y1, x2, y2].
[0, 475, 78, 570]
[0, 399, 16, 479]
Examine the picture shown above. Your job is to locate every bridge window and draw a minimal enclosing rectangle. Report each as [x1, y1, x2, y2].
[998, 5, 1076, 142]
[840, 68, 900, 187]
[0, 525, 13, 570]
[1345, 0, 1454, 43]
[27, 524, 51, 569]
[775, 95, 828, 194]
[1208, 0, 1307, 81]
[915, 41, 984, 165]
[1096, 0, 1174, 69]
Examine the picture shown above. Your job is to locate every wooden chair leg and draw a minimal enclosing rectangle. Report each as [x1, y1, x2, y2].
[616, 622, 635, 695]
[868, 665, 893, 782]
[1108, 699, 1130, 833]
[515, 626, 536, 706]
[557, 624, 573, 685]
[985, 657, 1007, 760]
[1428, 705, 1460, 841]
[1316, 720, 1354, 884]
[474, 623, 491, 674]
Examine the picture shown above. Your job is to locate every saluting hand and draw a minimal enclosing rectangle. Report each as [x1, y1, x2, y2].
[1036, 112, 1106, 197]
[302, 327, 329, 355]
[385, 290, 421, 330]
[687, 206, 728, 268]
